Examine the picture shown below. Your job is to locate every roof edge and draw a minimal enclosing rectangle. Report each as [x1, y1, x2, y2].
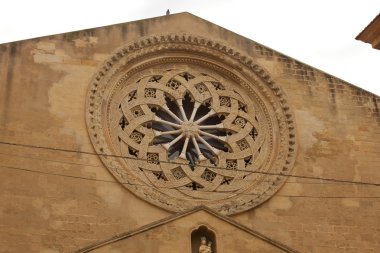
[0, 12, 193, 45]
[1, 12, 377, 96]
[356, 13, 380, 41]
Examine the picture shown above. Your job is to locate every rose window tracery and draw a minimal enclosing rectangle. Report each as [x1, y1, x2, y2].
[114, 68, 266, 190]
[86, 34, 297, 215]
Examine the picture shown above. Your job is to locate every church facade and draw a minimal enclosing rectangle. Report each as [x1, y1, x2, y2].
[0, 13, 379, 253]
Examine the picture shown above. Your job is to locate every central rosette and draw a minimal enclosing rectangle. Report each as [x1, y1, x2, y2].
[181, 121, 199, 137]
[152, 93, 226, 165]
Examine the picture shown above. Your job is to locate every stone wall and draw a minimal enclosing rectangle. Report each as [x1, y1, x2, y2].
[234, 39, 380, 253]
[0, 13, 379, 253]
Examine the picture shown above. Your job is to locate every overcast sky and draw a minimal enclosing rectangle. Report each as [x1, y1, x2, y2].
[1, 0, 379, 95]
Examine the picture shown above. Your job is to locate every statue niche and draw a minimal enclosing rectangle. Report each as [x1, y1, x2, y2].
[191, 226, 216, 253]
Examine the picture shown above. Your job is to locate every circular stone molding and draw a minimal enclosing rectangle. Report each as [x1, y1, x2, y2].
[86, 34, 297, 215]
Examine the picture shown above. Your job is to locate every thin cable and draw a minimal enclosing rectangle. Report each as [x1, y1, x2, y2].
[0, 152, 104, 168]
[1, 140, 380, 187]
[0, 164, 145, 186]
[1, 164, 380, 199]
[0, 151, 358, 185]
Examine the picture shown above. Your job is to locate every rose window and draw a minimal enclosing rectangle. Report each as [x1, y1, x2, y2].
[87, 35, 296, 214]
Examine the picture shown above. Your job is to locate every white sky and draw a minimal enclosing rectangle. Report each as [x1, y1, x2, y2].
[1, 0, 379, 95]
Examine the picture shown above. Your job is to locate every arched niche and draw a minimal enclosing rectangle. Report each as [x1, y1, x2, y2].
[191, 225, 217, 253]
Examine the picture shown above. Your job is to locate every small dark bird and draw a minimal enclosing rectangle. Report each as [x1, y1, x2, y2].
[166, 9, 170, 16]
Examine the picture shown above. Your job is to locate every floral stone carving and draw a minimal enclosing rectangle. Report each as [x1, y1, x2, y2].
[86, 34, 297, 215]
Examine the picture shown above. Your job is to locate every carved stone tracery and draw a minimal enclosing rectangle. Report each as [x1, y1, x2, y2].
[86, 34, 297, 215]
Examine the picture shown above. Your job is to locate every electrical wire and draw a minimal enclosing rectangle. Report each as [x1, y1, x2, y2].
[1, 140, 380, 188]
[0, 151, 370, 186]
[1, 164, 380, 199]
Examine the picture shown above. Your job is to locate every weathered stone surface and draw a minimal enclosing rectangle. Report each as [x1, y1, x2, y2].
[0, 12, 379, 253]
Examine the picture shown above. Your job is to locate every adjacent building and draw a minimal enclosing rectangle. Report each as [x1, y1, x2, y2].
[356, 13, 380, 50]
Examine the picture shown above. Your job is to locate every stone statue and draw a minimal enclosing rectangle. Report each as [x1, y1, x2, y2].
[199, 237, 212, 253]
[207, 241, 212, 252]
